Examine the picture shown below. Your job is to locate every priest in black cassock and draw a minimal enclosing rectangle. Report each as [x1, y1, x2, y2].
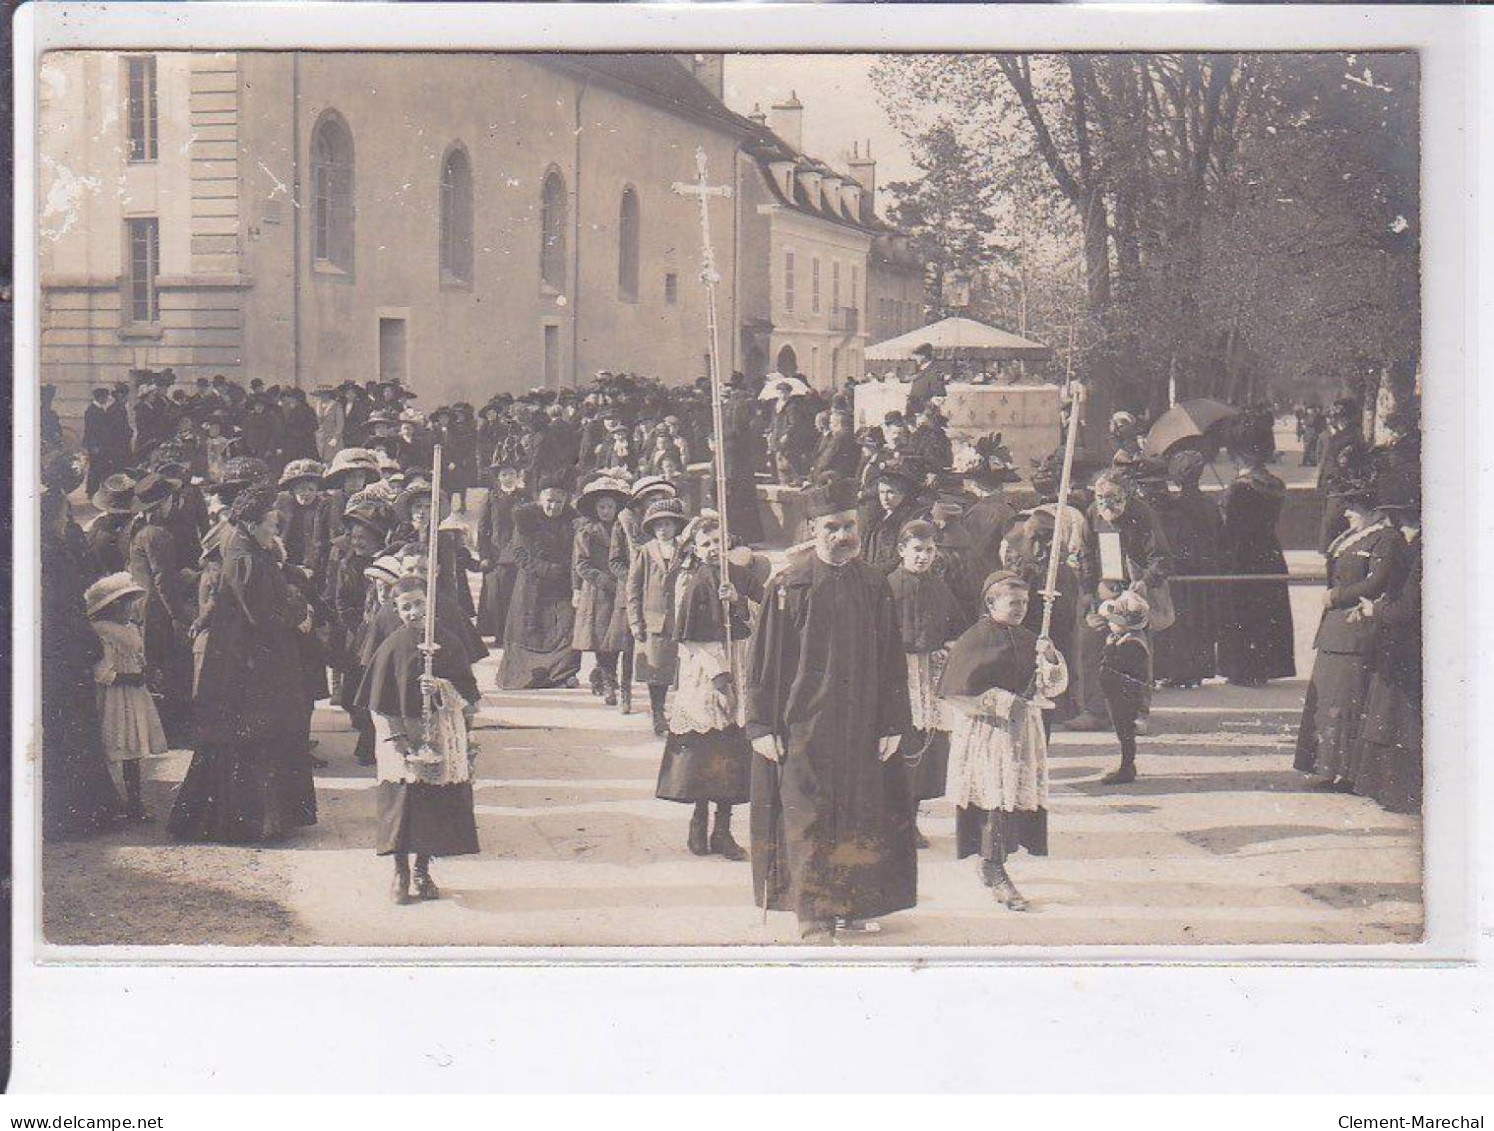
[746, 478, 917, 942]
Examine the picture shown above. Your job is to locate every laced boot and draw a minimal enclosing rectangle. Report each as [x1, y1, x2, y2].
[688, 802, 711, 856]
[710, 804, 747, 860]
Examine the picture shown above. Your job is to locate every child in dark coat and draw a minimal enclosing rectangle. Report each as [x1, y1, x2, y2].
[1093, 591, 1152, 785]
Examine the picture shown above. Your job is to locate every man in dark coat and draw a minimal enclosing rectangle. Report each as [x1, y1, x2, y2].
[83, 388, 129, 495]
[1066, 470, 1173, 731]
[768, 381, 816, 485]
[905, 343, 946, 416]
[807, 407, 860, 484]
[746, 478, 916, 942]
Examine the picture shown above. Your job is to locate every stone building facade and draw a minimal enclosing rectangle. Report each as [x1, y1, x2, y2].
[37, 51, 920, 418]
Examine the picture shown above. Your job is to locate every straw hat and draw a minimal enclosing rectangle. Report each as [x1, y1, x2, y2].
[85, 571, 145, 619]
[630, 474, 678, 505]
[576, 476, 632, 519]
[363, 555, 404, 586]
[279, 458, 327, 488]
[90, 473, 137, 516]
[323, 447, 382, 485]
[640, 496, 688, 534]
[394, 481, 434, 523]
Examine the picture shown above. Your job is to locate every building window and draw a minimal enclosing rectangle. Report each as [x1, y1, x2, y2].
[811, 258, 821, 314]
[784, 250, 795, 312]
[311, 111, 355, 273]
[851, 265, 859, 312]
[125, 56, 158, 162]
[439, 145, 474, 286]
[664, 272, 678, 305]
[126, 217, 160, 324]
[810, 346, 820, 384]
[618, 187, 641, 303]
[831, 261, 841, 313]
[541, 170, 568, 293]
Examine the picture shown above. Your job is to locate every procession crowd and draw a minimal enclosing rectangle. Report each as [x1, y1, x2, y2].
[38, 363, 1423, 938]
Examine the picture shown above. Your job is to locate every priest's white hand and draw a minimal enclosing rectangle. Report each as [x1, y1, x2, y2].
[878, 734, 901, 762]
[752, 734, 782, 763]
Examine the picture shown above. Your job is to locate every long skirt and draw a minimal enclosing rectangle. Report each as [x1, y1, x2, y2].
[376, 782, 479, 856]
[167, 737, 317, 844]
[477, 564, 516, 640]
[1152, 579, 1218, 685]
[1293, 649, 1370, 780]
[899, 728, 949, 802]
[1354, 669, 1422, 814]
[496, 639, 580, 689]
[1219, 580, 1296, 683]
[656, 727, 751, 804]
[41, 701, 124, 841]
[955, 805, 1048, 865]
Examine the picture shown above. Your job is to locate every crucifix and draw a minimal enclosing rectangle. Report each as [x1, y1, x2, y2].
[672, 147, 740, 678]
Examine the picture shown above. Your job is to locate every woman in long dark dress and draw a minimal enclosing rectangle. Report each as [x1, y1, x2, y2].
[1217, 445, 1296, 686]
[1154, 450, 1223, 688]
[1354, 504, 1421, 813]
[1292, 484, 1406, 788]
[168, 486, 317, 844]
[476, 459, 523, 640]
[496, 479, 581, 690]
[41, 488, 125, 840]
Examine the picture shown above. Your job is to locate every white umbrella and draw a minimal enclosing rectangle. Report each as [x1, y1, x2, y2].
[758, 373, 811, 400]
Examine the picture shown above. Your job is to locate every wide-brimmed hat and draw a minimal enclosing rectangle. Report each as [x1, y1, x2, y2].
[1099, 590, 1151, 631]
[220, 456, 272, 489]
[279, 458, 327, 488]
[577, 476, 629, 514]
[363, 555, 404, 586]
[343, 501, 392, 538]
[394, 481, 434, 523]
[641, 496, 688, 534]
[630, 474, 678, 505]
[323, 447, 382, 485]
[132, 472, 179, 511]
[84, 571, 146, 619]
[90, 473, 137, 515]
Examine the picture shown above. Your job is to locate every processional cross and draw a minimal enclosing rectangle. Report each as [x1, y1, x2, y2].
[672, 148, 740, 678]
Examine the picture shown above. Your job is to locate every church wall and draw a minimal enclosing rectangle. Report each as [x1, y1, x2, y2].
[569, 77, 742, 385]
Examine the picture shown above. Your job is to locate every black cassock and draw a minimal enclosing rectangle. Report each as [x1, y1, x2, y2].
[745, 554, 916, 923]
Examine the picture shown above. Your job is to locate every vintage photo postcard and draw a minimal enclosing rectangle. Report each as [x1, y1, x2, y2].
[14, 5, 1472, 962]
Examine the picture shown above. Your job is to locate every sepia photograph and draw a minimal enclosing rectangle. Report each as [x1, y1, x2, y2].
[27, 39, 1430, 953]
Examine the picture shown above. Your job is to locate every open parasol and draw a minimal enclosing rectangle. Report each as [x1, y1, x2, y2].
[1141, 398, 1240, 458]
[758, 373, 810, 400]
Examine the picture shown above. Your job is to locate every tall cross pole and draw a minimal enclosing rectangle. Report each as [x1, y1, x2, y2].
[672, 148, 738, 678]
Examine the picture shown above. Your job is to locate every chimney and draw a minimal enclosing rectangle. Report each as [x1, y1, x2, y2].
[673, 53, 725, 99]
[770, 90, 804, 153]
[690, 53, 724, 100]
[748, 102, 768, 127]
[847, 139, 877, 221]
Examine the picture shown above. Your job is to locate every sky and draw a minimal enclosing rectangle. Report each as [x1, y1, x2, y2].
[721, 54, 918, 208]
